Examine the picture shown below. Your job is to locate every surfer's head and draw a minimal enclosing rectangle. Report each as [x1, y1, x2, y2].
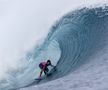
[47, 60, 51, 65]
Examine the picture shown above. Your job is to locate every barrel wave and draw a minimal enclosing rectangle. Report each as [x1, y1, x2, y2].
[1, 6, 108, 90]
[47, 6, 108, 79]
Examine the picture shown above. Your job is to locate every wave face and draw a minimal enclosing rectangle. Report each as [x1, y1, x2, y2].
[48, 6, 108, 79]
[1, 6, 108, 90]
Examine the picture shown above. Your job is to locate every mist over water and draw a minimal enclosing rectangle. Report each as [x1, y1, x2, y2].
[0, 0, 108, 90]
[0, 0, 85, 80]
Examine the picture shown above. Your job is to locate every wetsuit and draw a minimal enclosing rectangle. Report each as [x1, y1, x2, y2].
[39, 62, 49, 75]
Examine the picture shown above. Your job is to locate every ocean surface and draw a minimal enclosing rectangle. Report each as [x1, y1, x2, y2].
[1, 3, 108, 90]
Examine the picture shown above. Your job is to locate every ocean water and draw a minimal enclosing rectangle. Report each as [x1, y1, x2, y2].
[1, 1, 108, 90]
[21, 6, 108, 90]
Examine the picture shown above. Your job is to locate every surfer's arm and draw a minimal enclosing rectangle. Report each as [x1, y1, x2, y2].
[50, 64, 55, 67]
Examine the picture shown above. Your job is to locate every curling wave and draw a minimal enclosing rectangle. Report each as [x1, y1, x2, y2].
[1, 6, 108, 90]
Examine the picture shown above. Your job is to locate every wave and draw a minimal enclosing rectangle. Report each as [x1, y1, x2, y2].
[51, 6, 108, 78]
[1, 5, 108, 90]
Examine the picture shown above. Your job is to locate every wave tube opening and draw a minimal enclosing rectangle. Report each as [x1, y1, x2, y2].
[1, 6, 108, 90]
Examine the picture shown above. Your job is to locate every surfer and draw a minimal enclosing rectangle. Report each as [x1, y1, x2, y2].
[38, 60, 55, 79]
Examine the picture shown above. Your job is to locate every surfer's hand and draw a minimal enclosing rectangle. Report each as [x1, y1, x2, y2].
[51, 64, 55, 68]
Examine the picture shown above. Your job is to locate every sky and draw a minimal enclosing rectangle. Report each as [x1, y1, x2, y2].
[0, 0, 108, 79]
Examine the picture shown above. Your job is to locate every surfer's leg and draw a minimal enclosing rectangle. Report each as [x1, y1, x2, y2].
[44, 68, 49, 75]
[44, 70, 48, 76]
[45, 68, 49, 72]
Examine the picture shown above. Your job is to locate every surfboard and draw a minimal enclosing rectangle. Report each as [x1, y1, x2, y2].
[35, 66, 56, 81]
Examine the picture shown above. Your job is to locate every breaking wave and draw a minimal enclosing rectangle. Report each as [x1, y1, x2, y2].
[1, 5, 108, 90]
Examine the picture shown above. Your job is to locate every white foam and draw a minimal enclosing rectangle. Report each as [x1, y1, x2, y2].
[0, 0, 108, 85]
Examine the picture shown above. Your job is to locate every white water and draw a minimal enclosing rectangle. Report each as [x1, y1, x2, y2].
[0, 0, 108, 90]
[0, 0, 86, 80]
[21, 42, 108, 90]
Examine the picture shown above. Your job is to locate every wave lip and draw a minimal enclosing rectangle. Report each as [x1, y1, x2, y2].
[21, 6, 108, 89]
[49, 6, 108, 79]
[1, 6, 108, 90]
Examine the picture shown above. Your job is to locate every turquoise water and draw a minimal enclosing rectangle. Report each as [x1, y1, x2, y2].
[1, 6, 108, 90]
